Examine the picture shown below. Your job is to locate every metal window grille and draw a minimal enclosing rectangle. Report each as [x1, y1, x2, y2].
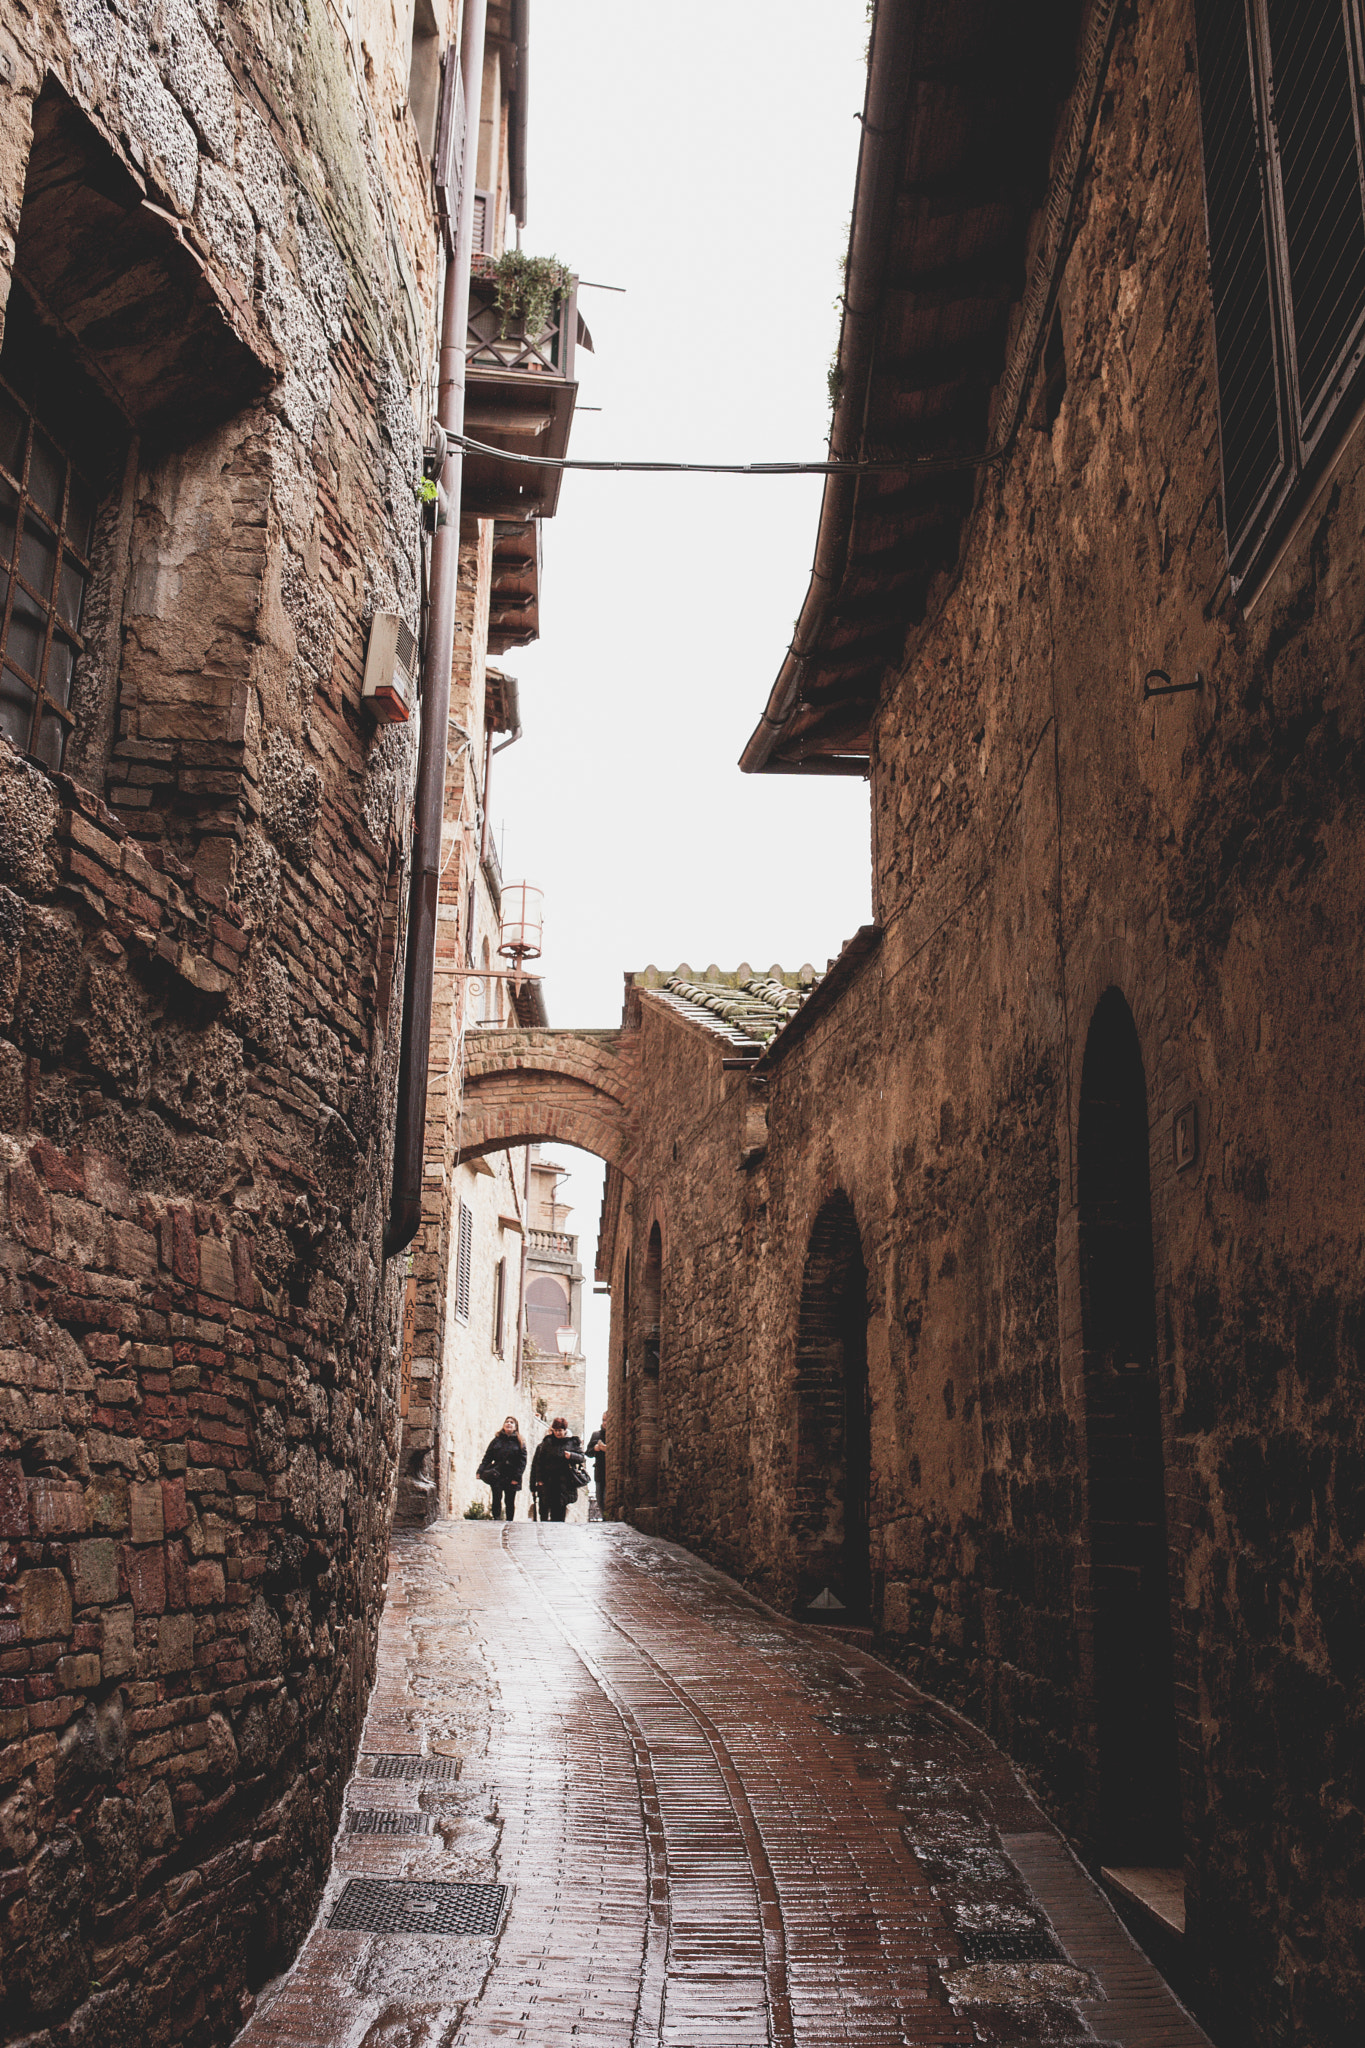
[1194, 0, 1365, 588]
[455, 1199, 473, 1325]
[0, 375, 97, 770]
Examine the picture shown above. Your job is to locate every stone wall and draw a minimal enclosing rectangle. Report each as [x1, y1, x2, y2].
[607, 5, 1365, 2042]
[0, 0, 452, 2038]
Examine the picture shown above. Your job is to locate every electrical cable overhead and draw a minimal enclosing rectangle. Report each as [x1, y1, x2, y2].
[445, 429, 1003, 478]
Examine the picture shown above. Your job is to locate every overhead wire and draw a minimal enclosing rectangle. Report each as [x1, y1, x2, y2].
[444, 429, 1003, 478]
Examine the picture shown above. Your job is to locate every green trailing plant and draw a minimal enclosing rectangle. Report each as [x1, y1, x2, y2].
[827, 354, 845, 410]
[464, 1498, 491, 1520]
[490, 251, 571, 339]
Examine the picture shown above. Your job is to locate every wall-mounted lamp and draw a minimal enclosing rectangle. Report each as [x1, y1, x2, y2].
[1143, 667, 1205, 700]
[555, 1326, 577, 1358]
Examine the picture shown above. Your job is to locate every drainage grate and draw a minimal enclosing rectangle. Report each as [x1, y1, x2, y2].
[361, 1754, 460, 1782]
[328, 1878, 506, 1936]
[346, 1809, 433, 1836]
[957, 1929, 1065, 1964]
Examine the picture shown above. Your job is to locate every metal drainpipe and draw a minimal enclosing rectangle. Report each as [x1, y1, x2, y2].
[385, 0, 488, 1260]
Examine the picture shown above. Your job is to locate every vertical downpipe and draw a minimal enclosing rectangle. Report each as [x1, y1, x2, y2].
[386, 0, 489, 1258]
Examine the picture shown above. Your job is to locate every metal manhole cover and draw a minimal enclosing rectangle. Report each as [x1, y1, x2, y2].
[361, 1754, 460, 1781]
[328, 1879, 507, 1936]
[957, 1930, 1064, 1964]
[346, 1810, 433, 1835]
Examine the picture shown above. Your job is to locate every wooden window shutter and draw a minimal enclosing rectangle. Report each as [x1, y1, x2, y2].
[1196, 0, 1365, 585]
[456, 1199, 473, 1324]
[433, 46, 466, 255]
[1194, 0, 1290, 564]
[492, 1256, 505, 1355]
[1263, 0, 1365, 441]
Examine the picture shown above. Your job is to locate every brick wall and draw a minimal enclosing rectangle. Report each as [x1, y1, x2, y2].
[607, 5, 1365, 2041]
[0, 0, 455, 2037]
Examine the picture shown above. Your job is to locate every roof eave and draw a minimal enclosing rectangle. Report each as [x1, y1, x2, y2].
[740, 0, 921, 776]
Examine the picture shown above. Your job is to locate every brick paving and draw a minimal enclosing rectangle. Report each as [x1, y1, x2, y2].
[235, 1523, 1212, 2048]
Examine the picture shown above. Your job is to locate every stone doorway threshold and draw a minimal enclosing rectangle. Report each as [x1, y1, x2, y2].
[1102, 1864, 1187, 1937]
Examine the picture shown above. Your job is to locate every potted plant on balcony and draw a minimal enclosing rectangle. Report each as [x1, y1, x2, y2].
[485, 251, 571, 341]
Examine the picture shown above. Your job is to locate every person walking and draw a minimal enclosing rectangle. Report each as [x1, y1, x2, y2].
[530, 1415, 586, 1523]
[586, 1412, 608, 1510]
[476, 1416, 526, 1521]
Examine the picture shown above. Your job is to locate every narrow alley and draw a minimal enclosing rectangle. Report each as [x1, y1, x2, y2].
[237, 1524, 1210, 2048]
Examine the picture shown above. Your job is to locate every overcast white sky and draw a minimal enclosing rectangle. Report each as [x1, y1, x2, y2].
[490, 1, 873, 1411]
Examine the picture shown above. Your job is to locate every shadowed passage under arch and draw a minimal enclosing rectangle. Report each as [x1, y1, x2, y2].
[792, 1193, 871, 1622]
[1078, 987, 1181, 1867]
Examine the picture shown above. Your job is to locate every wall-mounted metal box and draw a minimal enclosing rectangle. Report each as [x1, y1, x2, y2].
[362, 614, 417, 723]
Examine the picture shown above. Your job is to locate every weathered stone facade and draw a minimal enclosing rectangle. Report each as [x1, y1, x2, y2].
[0, 0, 460, 2037]
[602, 5, 1365, 2044]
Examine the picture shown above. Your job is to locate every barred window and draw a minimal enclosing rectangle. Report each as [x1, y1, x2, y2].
[455, 1199, 473, 1325]
[1195, 0, 1365, 589]
[0, 373, 97, 769]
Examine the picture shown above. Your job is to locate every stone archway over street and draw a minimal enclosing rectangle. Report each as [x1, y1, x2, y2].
[457, 1027, 640, 1174]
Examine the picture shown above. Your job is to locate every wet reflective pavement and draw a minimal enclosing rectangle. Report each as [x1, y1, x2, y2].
[236, 1522, 1212, 2048]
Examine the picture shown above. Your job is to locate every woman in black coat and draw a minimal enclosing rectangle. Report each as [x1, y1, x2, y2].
[477, 1417, 527, 1521]
[530, 1416, 587, 1523]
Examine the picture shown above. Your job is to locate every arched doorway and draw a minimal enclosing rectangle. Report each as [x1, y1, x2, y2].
[792, 1193, 870, 1620]
[1078, 989, 1181, 1867]
[634, 1223, 662, 1510]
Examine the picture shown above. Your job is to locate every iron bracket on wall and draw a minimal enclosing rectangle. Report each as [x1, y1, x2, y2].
[1143, 668, 1205, 700]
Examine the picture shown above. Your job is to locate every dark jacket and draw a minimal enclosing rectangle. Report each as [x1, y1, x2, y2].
[586, 1428, 607, 1490]
[479, 1431, 526, 1487]
[530, 1431, 585, 1505]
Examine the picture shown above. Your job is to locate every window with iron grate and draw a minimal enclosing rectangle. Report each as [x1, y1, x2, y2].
[455, 1199, 473, 1325]
[1194, 0, 1365, 590]
[0, 293, 122, 771]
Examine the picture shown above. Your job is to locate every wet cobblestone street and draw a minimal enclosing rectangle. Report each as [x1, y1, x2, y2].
[237, 1523, 1212, 2048]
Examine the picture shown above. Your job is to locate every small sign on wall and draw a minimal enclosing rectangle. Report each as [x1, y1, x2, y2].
[1173, 1102, 1198, 1172]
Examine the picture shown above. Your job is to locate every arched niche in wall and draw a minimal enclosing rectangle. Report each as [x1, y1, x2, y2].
[1078, 987, 1182, 1868]
[791, 1192, 870, 1622]
[634, 1221, 662, 1509]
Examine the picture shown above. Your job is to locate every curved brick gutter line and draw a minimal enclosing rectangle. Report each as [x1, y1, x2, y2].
[605, 1528, 1215, 2048]
[518, 1523, 800, 2048]
[498, 1520, 668, 2047]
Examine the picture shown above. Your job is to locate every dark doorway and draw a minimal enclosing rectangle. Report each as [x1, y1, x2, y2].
[1078, 990, 1181, 1868]
[635, 1223, 662, 1510]
[792, 1193, 870, 1620]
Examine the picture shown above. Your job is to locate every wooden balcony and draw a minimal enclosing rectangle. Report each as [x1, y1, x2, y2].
[460, 259, 580, 521]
